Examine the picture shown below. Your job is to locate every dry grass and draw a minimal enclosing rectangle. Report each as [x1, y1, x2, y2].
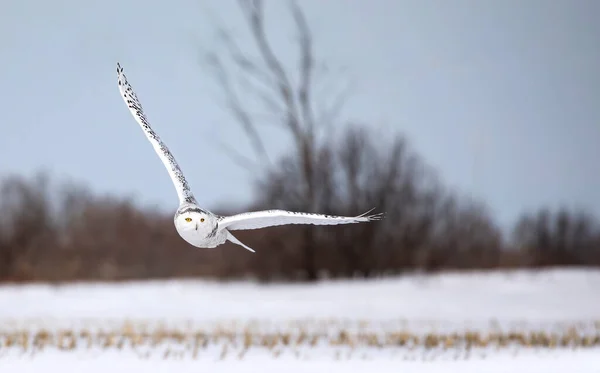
[0, 320, 599, 360]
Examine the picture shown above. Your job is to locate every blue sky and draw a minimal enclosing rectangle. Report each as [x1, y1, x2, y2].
[1, 0, 599, 228]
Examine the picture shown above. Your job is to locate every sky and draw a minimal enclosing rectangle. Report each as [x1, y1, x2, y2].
[1, 0, 599, 229]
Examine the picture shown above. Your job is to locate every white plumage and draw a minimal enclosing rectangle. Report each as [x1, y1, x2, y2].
[116, 63, 382, 252]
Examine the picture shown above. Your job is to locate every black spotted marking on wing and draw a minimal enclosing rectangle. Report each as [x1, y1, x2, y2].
[218, 208, 383, 231]
[117, 63, 196, 205]
[266, 210, 344, 219]
[224, 210, 380, 221]
[207, 222, 219, 238]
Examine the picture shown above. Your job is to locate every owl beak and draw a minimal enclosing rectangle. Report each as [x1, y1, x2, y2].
[195, 223, 199, 231]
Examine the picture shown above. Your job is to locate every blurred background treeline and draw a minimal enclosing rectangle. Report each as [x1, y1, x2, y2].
[2, 161, 599, 283]
[1, 0, 599, 283]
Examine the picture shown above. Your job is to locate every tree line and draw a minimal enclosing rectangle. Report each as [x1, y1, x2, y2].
[0, 140, 598, 284]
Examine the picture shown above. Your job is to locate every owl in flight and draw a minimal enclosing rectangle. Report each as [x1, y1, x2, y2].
[116, 63, 382, 252]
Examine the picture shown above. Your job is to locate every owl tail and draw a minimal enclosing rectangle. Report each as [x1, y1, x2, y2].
[226, 231, 256, 253]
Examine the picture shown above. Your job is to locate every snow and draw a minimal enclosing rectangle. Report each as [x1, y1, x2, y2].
[1, 267, 599, 322]
[2, 352, 600, 373]
[0, 268, 599, 371]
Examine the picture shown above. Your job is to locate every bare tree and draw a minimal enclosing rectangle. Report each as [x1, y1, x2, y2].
[199, 1, 510, 280]
[248, 123, 453, 279]
[423, 194, 504, 270]
[0, 173, 59, 281]
[202, 0, 353, 280]
[512, 207, 600, 266]
[328, 126, 432, 276]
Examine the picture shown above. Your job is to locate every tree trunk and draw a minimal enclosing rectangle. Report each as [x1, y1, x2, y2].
[303, 225, 318, 281]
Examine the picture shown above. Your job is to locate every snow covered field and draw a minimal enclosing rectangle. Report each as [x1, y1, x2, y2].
[0, 268, 599, 372]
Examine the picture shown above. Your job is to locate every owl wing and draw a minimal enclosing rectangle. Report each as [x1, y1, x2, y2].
[116, 63, 197, 205]
[218, 208, 383, 231]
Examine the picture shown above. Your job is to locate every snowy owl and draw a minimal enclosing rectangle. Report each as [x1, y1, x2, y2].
[116, 62, 383, 252]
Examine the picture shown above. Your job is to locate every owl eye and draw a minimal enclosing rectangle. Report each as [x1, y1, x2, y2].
[185, 217, 192, 222]
[200, 218, 205, 223]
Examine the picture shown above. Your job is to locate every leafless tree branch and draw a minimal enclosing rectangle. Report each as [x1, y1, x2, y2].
[201, 0, 370, 280]
[238, 0, 303, 139]
[291, 0, 316, 140]
[204, 51, 270, 168]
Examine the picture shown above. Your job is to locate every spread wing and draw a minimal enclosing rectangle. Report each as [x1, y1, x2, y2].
[116, 63, 197, 205]
[218, 209, 383, 231]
